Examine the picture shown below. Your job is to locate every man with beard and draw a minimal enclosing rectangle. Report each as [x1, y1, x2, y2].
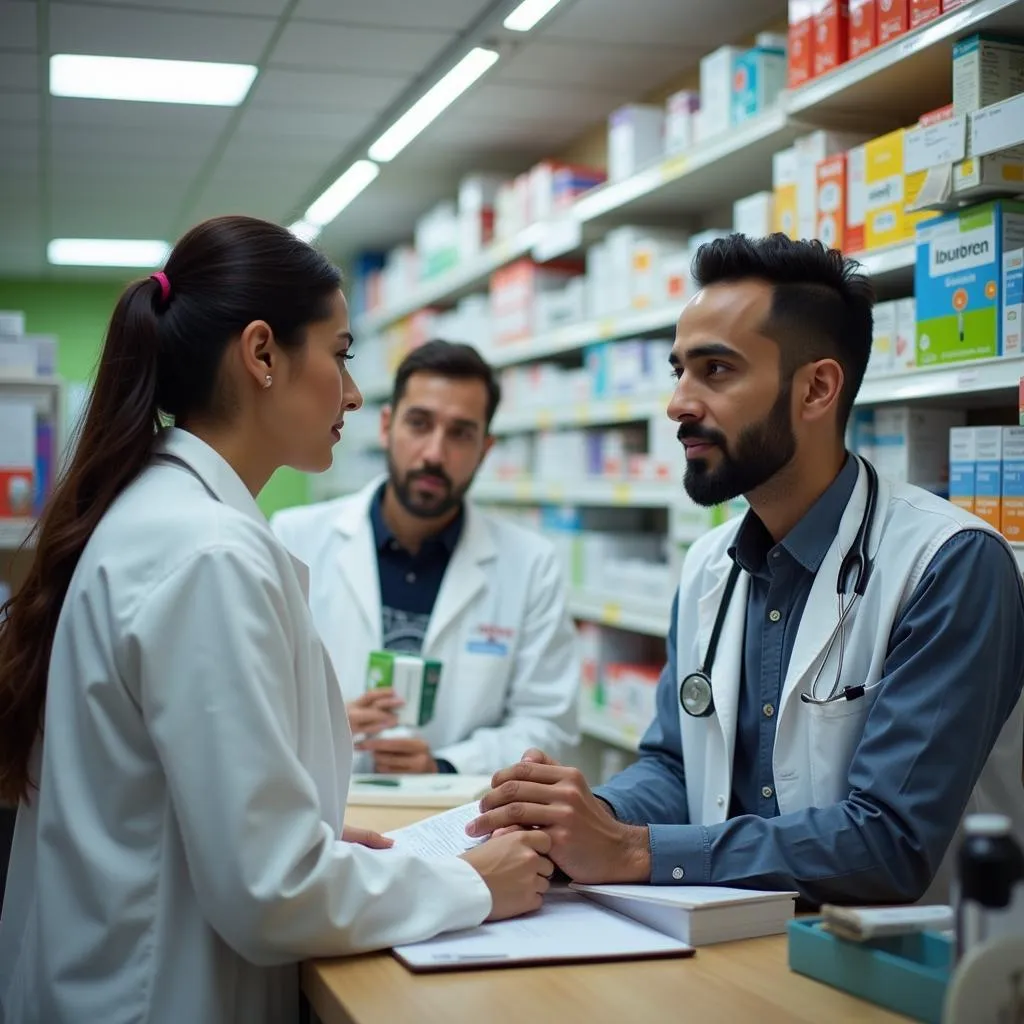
[467, 234, 1024, 907]
[271, 340, 579, 775]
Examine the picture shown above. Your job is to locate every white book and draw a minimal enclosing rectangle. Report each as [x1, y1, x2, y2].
[569, 883, 798, 946]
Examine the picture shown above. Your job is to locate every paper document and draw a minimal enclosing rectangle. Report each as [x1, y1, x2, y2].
[383, 801, 482, 858]
[348, 773, 493, 808]
[393, 886, 694, 972]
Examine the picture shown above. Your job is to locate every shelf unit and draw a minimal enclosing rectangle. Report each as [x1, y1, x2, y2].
[491, 393, 670, 436]
[356, 0, 1024, 336]
[0, 519, 35, 551]
[471, 478, 678, 508]
[568, 589, 671, 637]
[578, 707, 642, 754]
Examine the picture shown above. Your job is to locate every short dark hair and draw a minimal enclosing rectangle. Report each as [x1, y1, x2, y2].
[690, 233, 875, 429]
[391, 339, 502, 429]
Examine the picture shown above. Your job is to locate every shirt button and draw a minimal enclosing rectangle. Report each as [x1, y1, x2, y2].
[762, 785, 774, 800]
[762, 703, 775, 718]
[717, 795, 726, 807]
[406, 572, 416, 583]
[768, 609, 782, 623]
[671, 867, 685, 880]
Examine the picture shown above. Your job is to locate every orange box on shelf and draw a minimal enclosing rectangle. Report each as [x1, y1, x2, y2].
[910, 0, 941, 26]
[943, 0, 973, 10]
[877, 0, 909, 44]
[813, 0, 850, 77]
[850, 0, 877, 60]
[788, 0, 816, 86]
[816, 154, 848, 251]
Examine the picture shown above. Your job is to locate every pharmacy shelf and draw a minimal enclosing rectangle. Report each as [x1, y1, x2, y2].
[853, 242, 917, 293]
[491, 393, 670, 436]
[579, 708, 642, 753]
[471, 478, 678, 508]
[573, 106, 801, 224]
[359, 223, 545, 334]
[569, 589, 671, 637]
[0, 374, 61, 390]
[856, 356, 1024, 407]
[0, 519, 34, 549]
[789, 0, 1024, 124]
[489, 303, 681, 370]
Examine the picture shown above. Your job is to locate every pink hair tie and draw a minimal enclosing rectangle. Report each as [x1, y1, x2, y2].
[150, 271, 171, 303]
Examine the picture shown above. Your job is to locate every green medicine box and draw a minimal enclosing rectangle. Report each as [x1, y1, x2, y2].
[366, 650, 440, 728]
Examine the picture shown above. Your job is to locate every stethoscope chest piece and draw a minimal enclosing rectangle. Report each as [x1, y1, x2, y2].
[679, 672, 715, 717]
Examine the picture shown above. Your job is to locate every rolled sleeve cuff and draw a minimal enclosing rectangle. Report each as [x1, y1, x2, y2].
[648, 824, 710, 885]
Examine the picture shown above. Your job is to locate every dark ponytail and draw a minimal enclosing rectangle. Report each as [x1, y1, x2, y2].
[0, 215, 340, 803]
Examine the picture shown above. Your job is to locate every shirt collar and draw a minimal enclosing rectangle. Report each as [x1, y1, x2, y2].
[370, 481, 464, 555]
[729, 453, 859, 576]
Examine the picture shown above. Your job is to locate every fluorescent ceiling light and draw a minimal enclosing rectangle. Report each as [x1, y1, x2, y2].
[503, 0, 563, 31]
[304, 160, 380, 227]
[50, 54, 256, 106]
[289, 220, 321, 243]
[47, 238, 171, 268]
[368, 47, 499, 162]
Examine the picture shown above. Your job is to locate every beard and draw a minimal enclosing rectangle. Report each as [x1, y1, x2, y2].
[681, 384, 796, 508]
[387, 453, 473, 520]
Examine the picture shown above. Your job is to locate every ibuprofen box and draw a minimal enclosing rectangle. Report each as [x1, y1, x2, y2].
[915, 201, 1024, 367]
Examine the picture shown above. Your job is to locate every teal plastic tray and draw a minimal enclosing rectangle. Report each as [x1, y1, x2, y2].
[787, 918, 954, 1023]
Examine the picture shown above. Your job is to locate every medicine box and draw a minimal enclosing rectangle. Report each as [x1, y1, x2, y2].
[909, 0, 940, 28]
[366, 650, 441, 729]
[773, 148, 800, 238]
[952, 35, 1024, 120]
[734, 192, 776, 238]
[974, 425, 1004, 530]
[877, 0, 908, 45]
[816, 154, 847, 249]
[701, 46, 745, 136]
[915, 200, 1024, 366]
[813, 0, 849, 78]
[864, 128, 930, 251]
[846, 143, 868, 253]
[873, 407, 966, 496]
[798, 131, 867, 244]
[732, 44, 787, 125]
[849, 0, 876, 60]
[894, 296, 917, 371]
[948, 426, 977, 513]
[867, 300, 896, 377]
[788, 0, 815, 86]
[665, 90, 700, 155]
[1001, 426, 1024, 540]
[608, 105, 665, 182]
[1005, 248, 1024, 358]
[0, 400, 35, 518]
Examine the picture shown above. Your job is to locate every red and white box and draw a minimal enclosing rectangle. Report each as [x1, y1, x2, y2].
[850, 0, 877, 59]
[910, 0, 941, 27]
[877, 0, 909, 44]
[813, 0, 849, 77]
[788, 0, 816, 86]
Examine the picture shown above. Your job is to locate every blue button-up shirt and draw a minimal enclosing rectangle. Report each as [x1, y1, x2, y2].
[594, 460, 1024, 904]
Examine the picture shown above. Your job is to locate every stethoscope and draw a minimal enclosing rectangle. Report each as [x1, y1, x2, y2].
[679, 457, 879, 718]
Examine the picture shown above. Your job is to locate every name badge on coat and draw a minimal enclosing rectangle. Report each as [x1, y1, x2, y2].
[465, 624, 515, 656]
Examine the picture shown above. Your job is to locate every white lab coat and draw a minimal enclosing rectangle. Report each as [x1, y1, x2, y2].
[0, 429, 491, 1024]
[270, 478, 580, 774]
[674, 462, 1024, 904]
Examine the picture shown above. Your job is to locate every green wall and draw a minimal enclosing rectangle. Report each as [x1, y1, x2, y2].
[0, 279, 309, 516]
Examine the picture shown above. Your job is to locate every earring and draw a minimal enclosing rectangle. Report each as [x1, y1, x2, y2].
[263, 374, 273, 389]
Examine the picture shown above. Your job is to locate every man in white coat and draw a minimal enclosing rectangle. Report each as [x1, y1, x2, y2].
[469, 233, 1024, 906]
[272, 340, 579, 776]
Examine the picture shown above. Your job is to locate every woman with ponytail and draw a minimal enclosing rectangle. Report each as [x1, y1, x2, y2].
[0, 216, 553, 1024]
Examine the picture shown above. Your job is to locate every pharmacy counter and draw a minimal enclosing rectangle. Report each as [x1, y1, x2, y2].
[301, 805, 911, 1024]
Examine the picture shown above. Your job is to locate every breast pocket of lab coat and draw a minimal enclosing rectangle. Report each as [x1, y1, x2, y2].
[454, 634, 516, 727]
[805, 683, 881, 806]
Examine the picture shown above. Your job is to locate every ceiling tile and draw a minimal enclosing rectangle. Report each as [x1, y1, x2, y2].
[60, 0, 289, 14]
[49, 2, 277, 63]
[544, 0, 785, 47]
[0, 53, 37, 91]
[0, 150, 39, 177]
[50, 188, 185, 237]
[50, 125, 219, 167]
[1, 122, 37, 154]
[233, 104, 372, 142]
[294, 0, 493, 30]
[50, 157, 198, 189]
[49, 96, 232, 135]
[247, 67, 410, 114]
[187, 181, 291, 225]
[271, 20, 453, 74]
[0, 1, 37, 49]
[0, 90, 38, 123]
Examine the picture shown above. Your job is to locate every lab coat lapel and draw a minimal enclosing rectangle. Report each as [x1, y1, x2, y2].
[424, 504, 495, 651]
[695, 547, 749, 768]
[781, 460, 870, 708]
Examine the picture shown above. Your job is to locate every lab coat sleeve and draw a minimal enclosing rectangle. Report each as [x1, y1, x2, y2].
[433, 544, 580, 774]
[593, 591, 691, 825]
[128, 540, 491, 965]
